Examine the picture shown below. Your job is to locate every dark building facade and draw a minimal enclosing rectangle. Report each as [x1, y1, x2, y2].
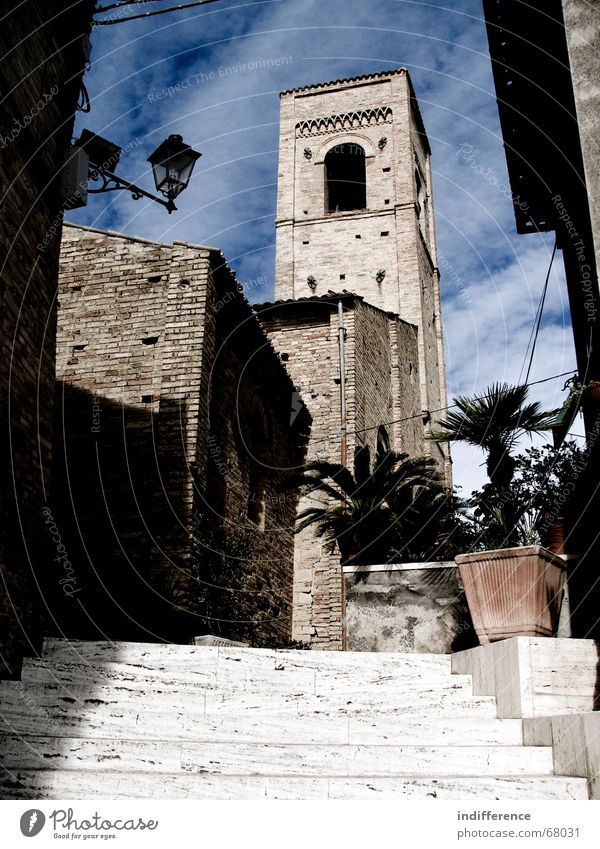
[0, 1, 94, 676]
[482, 0, 600, 637]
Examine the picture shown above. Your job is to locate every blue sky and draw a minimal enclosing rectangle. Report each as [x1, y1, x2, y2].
[70, 0, 578, 493]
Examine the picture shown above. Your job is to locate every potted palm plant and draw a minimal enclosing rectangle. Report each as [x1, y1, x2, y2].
[427, 383, 566, 644]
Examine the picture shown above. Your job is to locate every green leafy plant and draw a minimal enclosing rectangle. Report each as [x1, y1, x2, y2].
[428, 383, 558, 491]
[458, 440, 586, 552]
[284, 445, 455, 564]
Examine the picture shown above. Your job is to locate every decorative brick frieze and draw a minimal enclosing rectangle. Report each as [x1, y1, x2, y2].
[296, 107, 393, 138]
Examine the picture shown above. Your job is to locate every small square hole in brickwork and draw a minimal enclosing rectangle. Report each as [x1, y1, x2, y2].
[383, 167, 391, 173]
[302, 240, 309, 245]
[281, 353, 289, 361]
[381, 231, 389, 237]
[147, 274, 162, 283]
[142, 336, 159, 346]
[141, 395, 153, 404]
[340, 274, 346, 280]
[355, 234, 361, 239]
[384, 199, 390, 205]
[72, 344, 86, 354]
[178, 279, 191, 288]
[70, 285, 82, 292]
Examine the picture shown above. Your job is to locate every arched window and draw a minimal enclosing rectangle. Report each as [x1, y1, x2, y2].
[415, 168, 425, 216]
[325, 143, 366, 212]
[376, 425, 390, 463]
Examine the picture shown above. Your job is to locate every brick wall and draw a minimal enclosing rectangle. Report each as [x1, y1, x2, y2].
[53, 225, 308, 646]
[0, 1, 93, 676]
[256, 294, 423, 648]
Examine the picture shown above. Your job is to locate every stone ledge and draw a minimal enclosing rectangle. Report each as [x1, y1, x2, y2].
[452, 637, 600, 718]
[343, 560, 455, 574]
[524, 713, 600, 799]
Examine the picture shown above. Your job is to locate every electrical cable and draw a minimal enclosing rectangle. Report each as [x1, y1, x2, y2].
[520, 239, 557, 385]
[96, 0, 166, 12]
[351, 367, 575, 439]
[93, 0, 224, 25]
[206, 368, 576, 454]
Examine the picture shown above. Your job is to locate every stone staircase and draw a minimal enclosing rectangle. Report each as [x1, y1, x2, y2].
[0, 639, 589, 799]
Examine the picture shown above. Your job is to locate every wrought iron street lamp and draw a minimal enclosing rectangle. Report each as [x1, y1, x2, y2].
[64, 130, 202, 214]
[147, 134, 202, 212]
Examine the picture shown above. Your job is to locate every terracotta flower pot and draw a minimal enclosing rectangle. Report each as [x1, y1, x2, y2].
[584, 381, 600, 403]
[455, 545, 566, 644]
[542, 517, 566, 555]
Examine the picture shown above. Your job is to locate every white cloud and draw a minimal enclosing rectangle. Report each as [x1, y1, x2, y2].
[70, 0, 578, 494]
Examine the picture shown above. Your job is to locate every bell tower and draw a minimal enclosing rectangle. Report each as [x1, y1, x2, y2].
[275, 69, 448, 436]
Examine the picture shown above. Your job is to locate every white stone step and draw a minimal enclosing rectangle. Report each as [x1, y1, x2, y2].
[20, 658, 474, 699]
[204, 688, 493, 715]
[0, 770, 588, 800]
[26, 657, 463, 688]
[0, 735, 554, 776]
[41, 639, 453, 672]
[0, 695, 523, 745]
[180, 742, 553, 777]
[0, 679, 495, 717]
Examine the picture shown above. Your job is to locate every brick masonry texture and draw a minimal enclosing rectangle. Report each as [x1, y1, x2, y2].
[256, 295, 423, 649]
[0, 1, 94, 677]
[54, 225, 309, 647]
[275, 69, 449, 474]
[257, 69, 451, 649]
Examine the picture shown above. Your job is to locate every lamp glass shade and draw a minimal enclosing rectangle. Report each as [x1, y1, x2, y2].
[148, 134, 201, 200]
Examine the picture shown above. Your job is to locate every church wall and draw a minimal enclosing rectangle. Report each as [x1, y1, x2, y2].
[352, 301, 396, 457]
[389, 317, 424, 459]
[255, 300, 345, 647]
[257, 295, 423, 648]
[285, 214, 400, 311]
[53, 225, 306, 646]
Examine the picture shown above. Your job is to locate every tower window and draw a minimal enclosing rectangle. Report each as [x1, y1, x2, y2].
[415, 168, 426, 215]
[376, 425, 391, 463]
[325, 143, 366, 212]
[247, 468, 266, 530]
[245, 399, 271, 531]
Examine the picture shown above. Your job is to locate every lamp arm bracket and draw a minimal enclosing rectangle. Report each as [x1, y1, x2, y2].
[88, 167, 176, 212]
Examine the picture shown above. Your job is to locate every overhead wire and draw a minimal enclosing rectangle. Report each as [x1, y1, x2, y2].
[355, 367, 573, 437]
[519, 238, 558, 385]
[93, 0, 225, 25]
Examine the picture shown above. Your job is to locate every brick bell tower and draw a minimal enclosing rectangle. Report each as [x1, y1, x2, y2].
[275, 68, 448, 453]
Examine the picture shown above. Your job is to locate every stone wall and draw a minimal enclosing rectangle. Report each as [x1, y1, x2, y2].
[256, 294, 423, 648]
[0, 1, 94, 676]
[53, 224, 308, 646]
[344, 562, 476, 654]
